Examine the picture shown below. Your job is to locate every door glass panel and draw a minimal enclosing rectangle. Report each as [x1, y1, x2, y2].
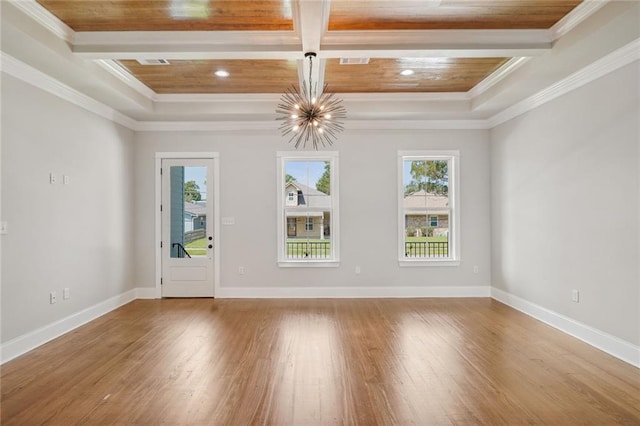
[170, 165, 208, 258]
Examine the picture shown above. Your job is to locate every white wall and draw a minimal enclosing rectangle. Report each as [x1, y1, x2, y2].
[134, 129, 491, 294]
[490, 62, 640, 345]
[1, 75, 136, 342]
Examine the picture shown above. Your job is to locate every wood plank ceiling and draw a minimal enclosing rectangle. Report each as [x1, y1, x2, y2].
[36, 0, 583, 95]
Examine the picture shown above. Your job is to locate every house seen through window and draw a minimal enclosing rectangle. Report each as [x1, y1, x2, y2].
[278, 152, 339, 266]
[399, 151, 458, 263]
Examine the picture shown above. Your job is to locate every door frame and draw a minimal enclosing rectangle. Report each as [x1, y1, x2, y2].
[155, 152, 220, 298]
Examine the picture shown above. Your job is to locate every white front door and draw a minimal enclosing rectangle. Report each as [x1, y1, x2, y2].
[161, 158, 214, 297]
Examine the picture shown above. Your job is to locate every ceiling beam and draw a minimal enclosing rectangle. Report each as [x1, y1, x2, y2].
[294, 0, 330, 89]
[72, 28, 552, 60]
[72, 31, 303, 60]
[321, 29, 552, 58]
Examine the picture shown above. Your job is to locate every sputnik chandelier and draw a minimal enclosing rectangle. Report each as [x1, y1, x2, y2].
[276, 52, 347, 149]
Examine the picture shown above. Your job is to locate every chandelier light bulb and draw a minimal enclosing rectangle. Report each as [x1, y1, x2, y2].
[291, 114, 298, 118]
[294, 104, 300, 109]
[311, 97, 316, 104]
[325, 114, 331, 119]
[293, 125, 299, 132]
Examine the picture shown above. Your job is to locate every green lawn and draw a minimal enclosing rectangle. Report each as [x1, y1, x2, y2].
[185, 238, 207, 256]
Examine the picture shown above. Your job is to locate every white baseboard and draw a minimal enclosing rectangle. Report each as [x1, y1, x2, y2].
[491, 287, 640, 368]
[1, 289, 138, 364]
[136, 287, 159, 299]
[216, 285, 491, 299]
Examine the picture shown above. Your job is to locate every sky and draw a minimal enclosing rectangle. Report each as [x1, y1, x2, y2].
[183, 161, 414, 198]
[184, 166, 207, 200]
[285, 161, 325, 186]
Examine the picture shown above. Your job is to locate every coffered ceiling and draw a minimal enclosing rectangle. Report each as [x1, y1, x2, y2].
[2, 0, 620, 126]
[34, 0, 581, 95]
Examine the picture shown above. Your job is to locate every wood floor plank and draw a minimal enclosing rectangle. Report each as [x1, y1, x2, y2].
[2, 298, 639, 425]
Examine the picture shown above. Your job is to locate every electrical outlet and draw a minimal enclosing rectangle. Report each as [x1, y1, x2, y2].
[355, 266, 361, 275]
[63, 288, 70, 300]
[50, 172, 57, 184]
[572, 289, 580, 303]
[473, 265, 479, 274]
[238, 266, 245, 275]
[50, 291, 57, 304]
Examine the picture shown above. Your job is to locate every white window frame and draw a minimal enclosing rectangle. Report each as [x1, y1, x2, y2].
[398, 150, 460, 266]
[305, 217, 314, 231]
[277, 151, 340, 267]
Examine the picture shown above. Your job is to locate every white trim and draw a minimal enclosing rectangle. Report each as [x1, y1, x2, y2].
[216, 285, 491, 299]
[491, 288, 640, 368]
[397, 151, 461, 264]
[9, 0, 75, 43]
[95, 59, 157, 100]
[155, 93, 281, 103]
[154, 152, 221, 299]
[1, 289, 137, 364]
[277, 151, 340, 266]
[550, 0, 610, 41]
[345, 120, 490, 130]
[488, 37, 640, 127]
[136, 287, 158, 299]
[468, 57, 531, 99]
[321, 29, 551, 58]
[0, 53, 138, 130]
[136, 121, 280, 132]
[72, 30, 302, 60]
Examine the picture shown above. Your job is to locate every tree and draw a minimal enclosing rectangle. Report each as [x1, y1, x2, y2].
[285, 174, 296, 183]
[406, 160, 448, 195]
[316, 162, 330, 194]
[184, 180, 201, 202]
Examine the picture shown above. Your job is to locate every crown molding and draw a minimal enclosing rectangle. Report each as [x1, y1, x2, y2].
[8, 0, 75, 43]
[95, 60, 157, 100]
[134, 121, 280, 132]
[468, 57, 531, 99]
[345, 120, 491, 130]
[551, 0, 610, 41]
[488, 37, 640, 128]
[154, 93, 282, 103]
[1, 52, 138, 130]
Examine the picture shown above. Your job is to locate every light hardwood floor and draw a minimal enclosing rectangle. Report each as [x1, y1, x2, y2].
[2, 298, 639, 425]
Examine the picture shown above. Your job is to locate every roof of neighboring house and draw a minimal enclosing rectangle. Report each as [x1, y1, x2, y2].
[286, 181, 331, 210]
[403, 190, 449, 210]
[184, 201, 206, 217]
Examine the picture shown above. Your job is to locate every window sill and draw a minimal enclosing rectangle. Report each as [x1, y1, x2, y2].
[278, 260, 340, 268]
[398, 259, 460, 267]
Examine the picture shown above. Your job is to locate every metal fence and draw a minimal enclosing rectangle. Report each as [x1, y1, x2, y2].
[405, 241, 449, 258]
[286, 241, 331, 259]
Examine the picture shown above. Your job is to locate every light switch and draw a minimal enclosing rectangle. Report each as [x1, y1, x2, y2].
[63, 175, 70, 185]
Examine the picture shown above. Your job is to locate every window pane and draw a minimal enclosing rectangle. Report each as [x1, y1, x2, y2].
[170, 166, 208, 258]
[283, 160, 332, 260]
[402, 158, 450, 259]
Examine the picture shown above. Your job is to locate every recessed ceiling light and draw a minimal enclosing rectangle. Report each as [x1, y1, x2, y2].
[401, 69, 415, 76]
[215, 70, 230, 78]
